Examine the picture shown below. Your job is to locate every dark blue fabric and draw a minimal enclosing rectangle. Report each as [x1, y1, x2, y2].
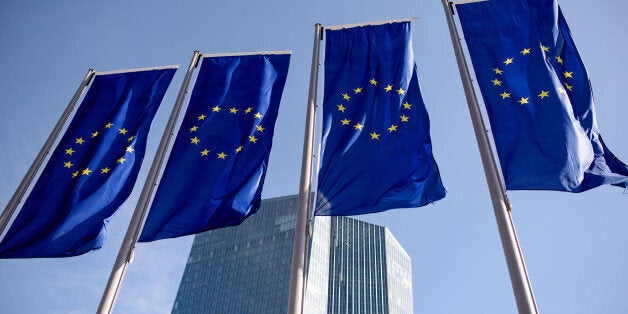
[139, 53, 290, 242]
[315, 22, 446, 216]
[0, 68, 176, 258]
[457, 0, 628, 192]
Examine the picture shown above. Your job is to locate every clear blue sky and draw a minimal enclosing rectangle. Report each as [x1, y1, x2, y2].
[0, 0, 626, 313]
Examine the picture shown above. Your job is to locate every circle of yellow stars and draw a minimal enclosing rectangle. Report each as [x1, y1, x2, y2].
[334, 77, 413, 141]
[62, 121, 136, 178]
[491, 43, 575, 107]
[188, 105, 265, 160]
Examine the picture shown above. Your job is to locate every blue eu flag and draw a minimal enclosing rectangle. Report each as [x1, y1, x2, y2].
[0, 67, 176, 258]
[315, 22, 446, 216]
[139, 52, 291, 242]
[457, 0, 628, 192]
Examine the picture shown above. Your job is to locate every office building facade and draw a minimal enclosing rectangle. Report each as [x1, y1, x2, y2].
[171, 195, 412, 313]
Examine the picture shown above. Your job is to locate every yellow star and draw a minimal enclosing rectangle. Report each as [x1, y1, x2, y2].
[217, 152, 227, 159]
[127, 135, 135, 142]
[75, 137, 85, 145]
[212, 106, 221, 112]
[105, 122, 113, 129]
[402, 102, 412, 110]
[503, 58, 514, 65]
[518, 97, 529, 105]
[500, 92, 511, 99]
[340, 119, 350, 125]
[354, 87, 362, 94]
[400, 115, 409, 122]
[337, 104, 346, 112]
[191, 137, 200, 145]
[126, 146, 134, 153]
[119, 128, 127, 134]
[200, 149, 210, 156]
[249, 135, 258, 143]
[82, 168, 92, 176]
[384, 85, 393, 92]
[520, 48, 531, 55]
[556, 56, 564, 64]
[558, 87, 567, 94]
[492, 78, 502, 86]
[254, 112, 263, 119]
[563, 71, 573, 78]
[538, 90, 550, 99]
[540, 44, 550, 52]
[198, 114, 206, 120]
[369, 78, 378, 86]
[388, 125, 398, 132]
[101, 167, 110, 174]
[342, 93, 350, 101]
[370, 132, 380, 140]
[63, 161, 73, 169]
[256, 125, 265, 132]
[65, 148, 75, 155]
[493, 68, 503, 75]
[229, 107, 238, 114]
[354, 122, 363, 130]
[117, 157, 126, 164]
[396, 87, 405, 95]
[565, 83, 573, 91]
[91, 131, 99, 138]
[72, 171, 79, 178]
[245, 107, 253, 114]
[190, 125, 198, 132]
[235, 146, 243, 153]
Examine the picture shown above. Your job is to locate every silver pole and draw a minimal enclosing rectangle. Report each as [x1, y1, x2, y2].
[97, 51, 201, 314]
[441, 1, 538, 313]
[0, 69, 95, 238]
[288, 23, 322, 314]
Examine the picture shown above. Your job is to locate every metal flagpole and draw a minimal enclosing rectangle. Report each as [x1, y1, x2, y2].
[98, 51, 201, 314]
[288, 23, 322, 314]
[441, 1, 539, 313]
[0, 69, 95, 238]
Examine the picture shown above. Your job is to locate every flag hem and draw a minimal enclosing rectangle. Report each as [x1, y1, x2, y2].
[95, 65, 179, 76]
[451, 0, 488, 6]
[201, 51, 293, 58]
[325, 18, 418, 30]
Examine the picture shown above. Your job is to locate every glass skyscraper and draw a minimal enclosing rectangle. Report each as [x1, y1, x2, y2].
[171, 195, 412, 313]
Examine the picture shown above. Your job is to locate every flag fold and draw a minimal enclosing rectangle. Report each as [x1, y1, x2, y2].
[0, 67, 176, 258]
[315, 22, 446, 216]
[457, 0, 628, 192]
[139, 53, 291, 242]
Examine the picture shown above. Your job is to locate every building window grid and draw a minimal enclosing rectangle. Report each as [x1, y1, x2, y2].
[351, 218, 356, 313]
[380, 227, 387, 312]
[361, 222, 367, 313]
[174, 196, 410, 314]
